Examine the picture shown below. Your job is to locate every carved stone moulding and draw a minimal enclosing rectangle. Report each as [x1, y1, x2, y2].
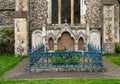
[102, 0, 115, 5]
[14, 11, 28, 18]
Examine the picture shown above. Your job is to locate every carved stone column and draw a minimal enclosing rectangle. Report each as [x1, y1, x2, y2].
[14, 0, 28, 56]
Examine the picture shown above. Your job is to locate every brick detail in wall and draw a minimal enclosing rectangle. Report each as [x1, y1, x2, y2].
[58, 32, 75, 50]
[48, 38, 54, 51]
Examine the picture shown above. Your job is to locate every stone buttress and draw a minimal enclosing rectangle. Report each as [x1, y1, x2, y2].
[14, 0, 28, 56]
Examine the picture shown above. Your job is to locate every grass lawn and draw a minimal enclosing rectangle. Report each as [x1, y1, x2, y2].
[104, 54, 120, 66]
[0, 78, 120, 84]
[0, 53, 120, 84]
[0, 53, 25, 76]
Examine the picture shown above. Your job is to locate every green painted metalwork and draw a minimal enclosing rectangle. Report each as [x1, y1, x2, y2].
[26, 43, 106, 72]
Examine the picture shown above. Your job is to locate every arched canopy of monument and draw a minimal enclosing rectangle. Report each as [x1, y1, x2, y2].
[58, 32, 75, 50]
[78, 37, 84, 50]
[48, 38, 54, 51]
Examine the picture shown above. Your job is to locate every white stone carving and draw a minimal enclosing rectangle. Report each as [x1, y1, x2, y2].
[32, 30, 42, 48]
[90, 29, 101, 48]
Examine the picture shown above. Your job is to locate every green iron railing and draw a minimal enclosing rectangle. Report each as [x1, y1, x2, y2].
[25, 43, 106, 72]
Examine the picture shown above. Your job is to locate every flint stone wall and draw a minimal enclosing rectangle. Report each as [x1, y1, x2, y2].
[0, 0, 15, 27]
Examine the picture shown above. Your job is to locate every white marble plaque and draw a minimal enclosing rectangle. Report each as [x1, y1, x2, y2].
[90, 30, 101, 47]
[32, 30, 42, 47]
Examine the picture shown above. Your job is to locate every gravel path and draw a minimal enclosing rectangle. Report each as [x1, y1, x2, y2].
[1, 57, 120, 79]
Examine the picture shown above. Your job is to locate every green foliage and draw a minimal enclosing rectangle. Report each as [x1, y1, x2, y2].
[115, 43, 120, 54]
[51, 56, 80, 65]
[118, 0, 120, 4]
[0, 53, 25, 76]
[0, 78, 120, 84]
[0, 27, 14, 53]
[104, 54, 120, 66]
[51, 56, 65, 65]
[66, 56, 80, 65]
[55, 49, 65, 52]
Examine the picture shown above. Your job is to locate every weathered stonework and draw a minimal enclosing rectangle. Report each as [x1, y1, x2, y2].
[44, 24, 87, 51]
[16, 0, 28, 11]
[102, 0, 115, 5]
[0, 11, 14, 27]
[14, 18, 28, 56]
[103, 43, 115, 53]
[14, 0, 28, 56]
[114, 3, 119, 43]
[0, 0, 119, 55]
[103, 6, 115, 43]
[103, 5, 115, 53]
[0, 0, 15, 9]
[0, 0, 15, 27]
[84, 0, 103, 28]
[31, 0, 48, 30]
[14, 11, 28, 18]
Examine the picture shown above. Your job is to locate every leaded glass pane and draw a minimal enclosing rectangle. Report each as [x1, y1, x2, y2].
[52, 0, 58, 24]
[74, 0, 80, 23]
[62, 0, 71, 23]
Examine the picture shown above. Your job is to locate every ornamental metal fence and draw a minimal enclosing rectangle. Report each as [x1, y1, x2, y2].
[25, 43, 106, 72]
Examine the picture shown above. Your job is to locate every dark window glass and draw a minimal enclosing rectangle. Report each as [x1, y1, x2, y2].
[52, 0, 58, 24]
[52, 0, 80, 24]
[61, 0, 71, 23]
[74, 0, 80, 23]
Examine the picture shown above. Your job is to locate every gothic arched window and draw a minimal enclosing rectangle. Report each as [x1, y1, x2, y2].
[52, 0, 80, 24]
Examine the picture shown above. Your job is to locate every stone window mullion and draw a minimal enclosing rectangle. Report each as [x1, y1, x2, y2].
[58, 0, 61, 24]
[71, 0, 74, 25]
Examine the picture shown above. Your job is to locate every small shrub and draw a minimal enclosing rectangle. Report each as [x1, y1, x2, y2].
[55, 49, 64, 52]
[51, 56, 65, 65]
[51, 55, 80, 65]
[115, 43, 120, 54]
[0, 26, 14, 53]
